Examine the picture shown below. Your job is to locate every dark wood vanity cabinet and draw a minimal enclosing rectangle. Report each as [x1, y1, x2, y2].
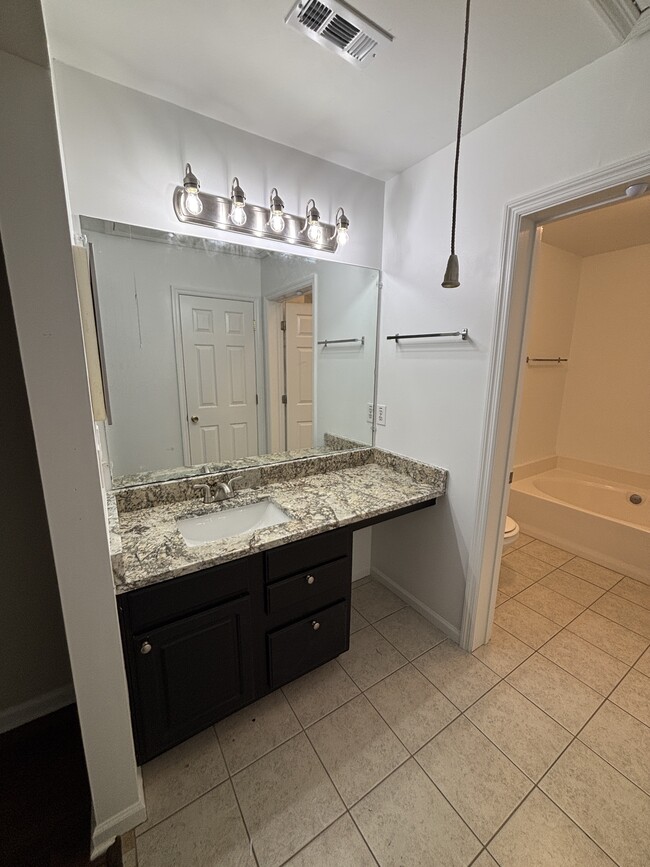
[117, 528, 353, 763]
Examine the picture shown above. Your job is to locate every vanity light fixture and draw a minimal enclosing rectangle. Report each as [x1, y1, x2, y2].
[230, 177, 247, 226]
[303, 199, 322, 244]
[182, 164, 203, 216]
[442, 0, 472, 289]
[173, 171, 342, 252]
[268, 188, 286, 233]
[331, 207, 350, 246]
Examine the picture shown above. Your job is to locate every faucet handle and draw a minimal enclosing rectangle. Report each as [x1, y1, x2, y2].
[193, 483, 212, 504]
[226, 475, 245, 492]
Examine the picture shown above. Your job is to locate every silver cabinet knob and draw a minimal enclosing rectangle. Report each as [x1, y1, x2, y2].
[191, 415, 199, 423]
[140, 641, 152, 655]
[306, 574, 315, 585]
[312, 621, 320, 631]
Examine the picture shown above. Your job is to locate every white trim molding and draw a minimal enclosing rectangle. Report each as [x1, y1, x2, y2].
[0, 684, 76, 735]
[586, 0, 639, 39]
[461, 152, 650, 652]
[91, 769, 146, 859]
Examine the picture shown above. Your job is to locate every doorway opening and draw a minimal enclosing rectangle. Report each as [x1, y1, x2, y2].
[461, 155, 650, 652]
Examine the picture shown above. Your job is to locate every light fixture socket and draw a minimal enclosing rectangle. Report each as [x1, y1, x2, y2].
[269, 187, 284, 215]
[183, 163, 200, 195]
[303, 198, 321, 229]
[442, 254, 460, 288]
[231, 177, 246, 208]
[330, 206, 350, 245]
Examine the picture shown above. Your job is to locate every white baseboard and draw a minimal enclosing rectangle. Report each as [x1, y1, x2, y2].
[370, 567, 461, 643]
[0, 684, 76, 734]
[91, 768, 146, 859]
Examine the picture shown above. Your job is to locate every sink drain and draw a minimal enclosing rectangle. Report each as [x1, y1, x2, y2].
[629, 493, 643, 505]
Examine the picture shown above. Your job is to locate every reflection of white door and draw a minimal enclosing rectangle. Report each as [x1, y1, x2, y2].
[285, 301, 313, 450]
[179, 294, 257, 464]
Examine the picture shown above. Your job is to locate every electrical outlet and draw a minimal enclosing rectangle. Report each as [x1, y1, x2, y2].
[377, 404, 387, 426]
[366, 402, 374, 424]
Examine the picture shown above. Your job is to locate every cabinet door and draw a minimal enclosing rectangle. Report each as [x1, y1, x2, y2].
[131, 597, 253, 762]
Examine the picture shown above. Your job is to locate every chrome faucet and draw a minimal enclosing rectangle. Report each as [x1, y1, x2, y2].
[193, 476, 244, 505]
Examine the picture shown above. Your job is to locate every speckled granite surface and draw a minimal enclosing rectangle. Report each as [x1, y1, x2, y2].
[113, 456, 447, 593]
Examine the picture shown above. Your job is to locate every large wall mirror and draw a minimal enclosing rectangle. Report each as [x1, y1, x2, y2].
[81, 218, 380, 488]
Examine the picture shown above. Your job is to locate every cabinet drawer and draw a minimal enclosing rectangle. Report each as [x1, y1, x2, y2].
[265, 528, 351, 583]
[267, 600, 348, 689]
[266, 557, 349, 615]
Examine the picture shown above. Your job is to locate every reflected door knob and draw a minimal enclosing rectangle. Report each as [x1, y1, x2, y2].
[306, 574, 315, 585]
[140, 641, 152, 655]
[191, 416, 199, 423]
[312, 621, 320, 631]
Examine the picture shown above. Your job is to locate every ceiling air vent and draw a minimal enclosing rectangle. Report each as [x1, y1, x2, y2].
[285, 0, 393, 67]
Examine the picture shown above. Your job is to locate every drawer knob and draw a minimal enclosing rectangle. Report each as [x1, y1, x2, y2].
[312, 620, 320, 631]
[140, 641, 152, 655]
[306, 574, 315, 585]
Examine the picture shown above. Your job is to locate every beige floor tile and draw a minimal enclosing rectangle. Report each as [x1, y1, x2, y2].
[635, 646, 650, 676]
[612, 577, 650, 611]
[498, 563, 534, 597]
[562, 557, 624, 590]
[350, 606, 369, 634]
[352, 575, 372, 588]
[137, 728, 227, 836]
[488, 789, 616, 867]
[337, 625, 407, 690]
[417, 716, 532, 843]
[306, 694, 408, 806]
[591, 592, 650, 639]
[472, 624, 533, 677]
[233, 733, 344, 867]
[539, 569, 606, 607]
[351, 580, 406, 623]
[137, 780, 255, 867]
[540, 740, 650, 867]
[351, 759, 481, 867]
[506, 654, 602, 734]
[472, 852, 499, 867]
[609, 668, 650, 726]
[579, 701, 650, 795]
[282, 660, 359, 727]
[365, 664, 459, 753]
[495, 590, 508, 606]
[501, 548, 555, 581]
[504, 532, 534, 551]
[373, 606, 446, 659]
[284, 814, 376, 866]
[215, 690, 301, 774]
[521, 539, 574, 568]
[413, 640, 499, 711]
[515, 583, 584, 627]
[539, 629, 628, 695]
[465, 682, 572, 781]
[566, 610, 649, 664]
[493, 599, 560, 649]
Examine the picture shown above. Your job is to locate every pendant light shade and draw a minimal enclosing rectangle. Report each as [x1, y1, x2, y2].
[442, 0, 472, 289]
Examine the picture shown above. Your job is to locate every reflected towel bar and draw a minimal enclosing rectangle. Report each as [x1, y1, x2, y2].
[317, 337, 365, 346]
[387, 328, 468, 343]
[526, 356, 568, 363]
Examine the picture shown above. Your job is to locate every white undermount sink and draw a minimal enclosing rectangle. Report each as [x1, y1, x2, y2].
[177, 499, 291, 547]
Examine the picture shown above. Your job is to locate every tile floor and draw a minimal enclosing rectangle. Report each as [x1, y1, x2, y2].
[131, 536, 650, 866]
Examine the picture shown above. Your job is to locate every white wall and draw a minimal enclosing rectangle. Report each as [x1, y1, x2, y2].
[514, 241, 581, 468]
[260, 255, 378, 447]
[88, 231, 263, 476]
[557, 242, 650, 475]
[0, 25, 143, 860]
[372, 36, 650, 633]
[52, 63, 385, 271]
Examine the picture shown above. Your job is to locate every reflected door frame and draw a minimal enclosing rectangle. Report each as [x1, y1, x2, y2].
[263, 275, 318, 454]
[171, 286, 264, 467]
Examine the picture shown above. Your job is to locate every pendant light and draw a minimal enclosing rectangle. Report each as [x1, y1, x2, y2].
[442, 0, 472, 289]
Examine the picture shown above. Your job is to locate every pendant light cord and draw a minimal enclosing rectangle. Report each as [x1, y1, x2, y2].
[450, 0, 472, 256]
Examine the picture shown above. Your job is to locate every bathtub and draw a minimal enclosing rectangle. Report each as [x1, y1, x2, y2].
[509, 468, 650, 583]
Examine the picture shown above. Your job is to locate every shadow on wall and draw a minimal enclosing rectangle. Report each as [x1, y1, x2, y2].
[371, 499, 467, 638]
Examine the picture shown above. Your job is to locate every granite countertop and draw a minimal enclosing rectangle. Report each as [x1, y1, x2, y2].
[113, 458, 446, 593]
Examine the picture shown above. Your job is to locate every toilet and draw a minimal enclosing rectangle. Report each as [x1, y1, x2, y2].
[503, 515, 520, 548]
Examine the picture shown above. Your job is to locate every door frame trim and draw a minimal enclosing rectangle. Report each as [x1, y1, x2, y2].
[460, 151, 650, 651]
[171, 286, 262, 467]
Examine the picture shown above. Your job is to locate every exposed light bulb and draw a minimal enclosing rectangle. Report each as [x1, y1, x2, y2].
[230, 177, 247, 227]
[269, 213, 285, 233]
[331, 207, 350, 248]
[184, 191, 203, 215]
[307, 222, 322, 243]
[230, 205, 247, 226]
[336, 226, 349, 246]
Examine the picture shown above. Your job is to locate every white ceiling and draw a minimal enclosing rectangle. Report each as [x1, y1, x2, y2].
[42, 0, 619, 180]
[542, 194, 650, 257]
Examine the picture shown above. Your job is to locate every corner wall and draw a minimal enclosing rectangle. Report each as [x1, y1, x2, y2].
[372, 36, 650, 635]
